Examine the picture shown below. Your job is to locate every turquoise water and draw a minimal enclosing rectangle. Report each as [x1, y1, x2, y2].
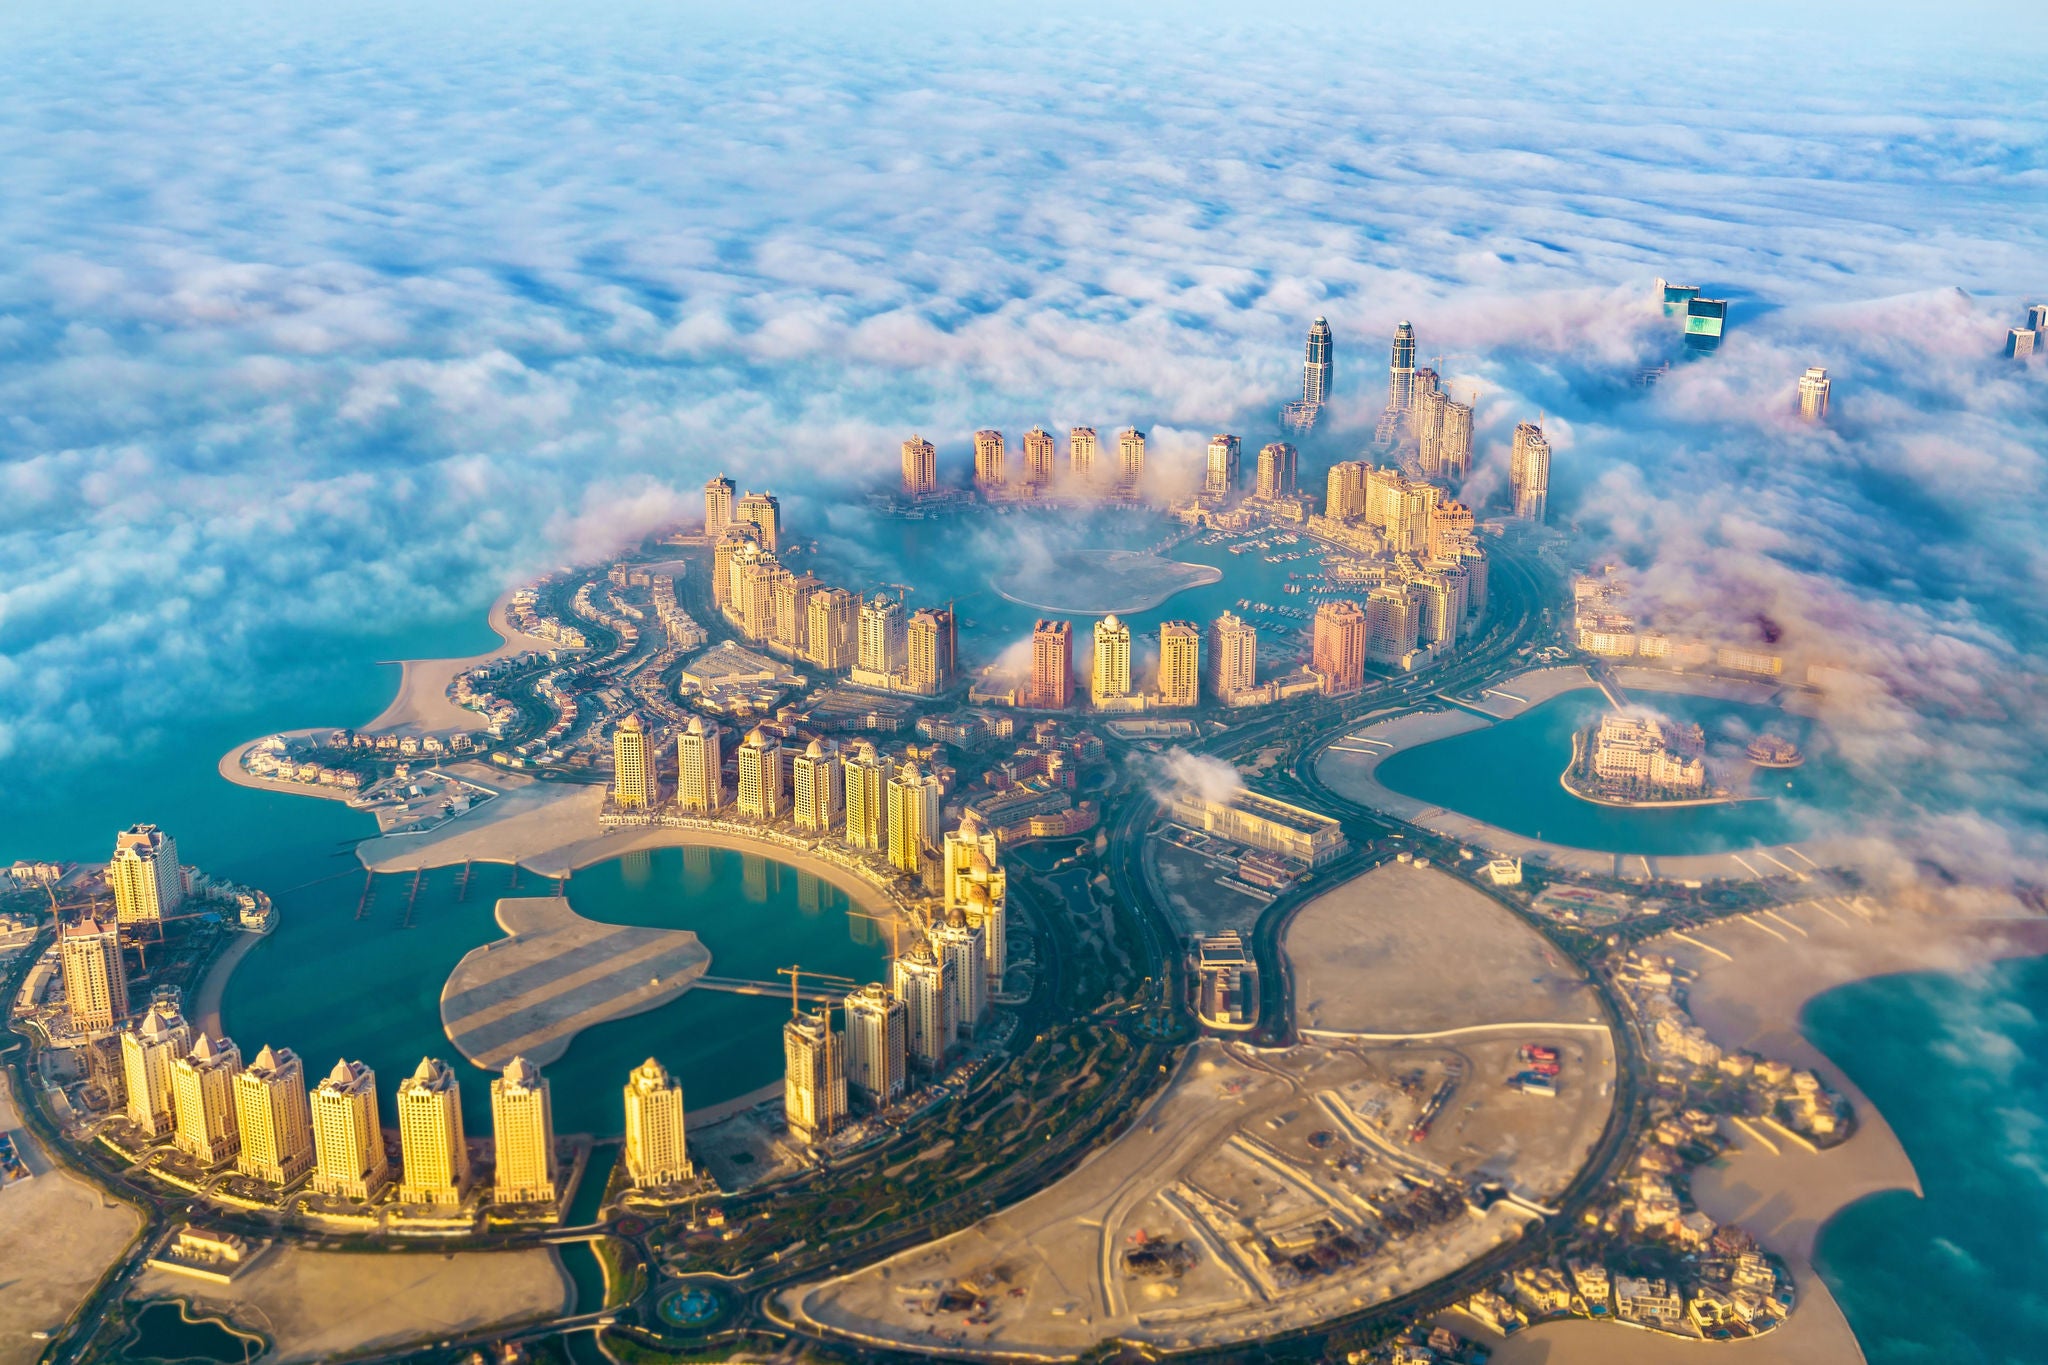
[221, 846, 888, 1137]
[806, 505, 1328, 671]
[1372, 688, 1831, 856]
[560, 1240, 607, 1315]
[1807, 957, 2048, 1365]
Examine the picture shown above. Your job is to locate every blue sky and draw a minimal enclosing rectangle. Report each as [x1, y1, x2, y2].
[1, 1, 2044, 900]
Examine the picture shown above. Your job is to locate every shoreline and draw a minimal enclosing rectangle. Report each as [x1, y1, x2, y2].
[1317, 674, 1826, 882]
[363, 588, 561, 737]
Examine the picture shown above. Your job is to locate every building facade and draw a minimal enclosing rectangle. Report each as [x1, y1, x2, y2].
[1030, 619, 1073, 709]
[1158, 621, 1200, 707]
[1208, 612, 1258, 697]
[792, 739, 843, 833]
[901, 436, 937, 496]
[491, 1056, 558, 1205]
[311, 1058, 389, 1201]
[122, 997, 193, 1137]
[736, 727, 784, 819]
[1091, 614, 1133, 707]
[396, 1056, 470, 1205]
[1204, 434, 1241, 494]
[1312, 599, 1367, 695]
[782, 1007, 847, 1145]
[171, 1032, 243, 1166]
[703, 473, 736, 537]
[60, 916, 128, 1031]
[611, 714, 655, 811]
[234, 1044, 314, 1186]
[623, 1057, 692, 1187]
[1511, 421, 1551, 523]
[676, 716, 723, 813]
[893, 940, 953, 1068]
[110, 824, 183, 926]
[843, 982, 907, 1105]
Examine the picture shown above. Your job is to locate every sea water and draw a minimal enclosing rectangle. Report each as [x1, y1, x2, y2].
[1805, 958, 2048, 1364]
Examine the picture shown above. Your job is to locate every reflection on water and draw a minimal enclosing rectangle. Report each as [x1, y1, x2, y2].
[1373, 689, 1833, 856]
[222, 846, 887, 1137]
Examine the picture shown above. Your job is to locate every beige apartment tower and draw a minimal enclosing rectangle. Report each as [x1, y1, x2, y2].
[930, 915, 989, 1037]
[611, 714, 655, 811]
[1031, 619, 1074, 709]
[735, 490, 781, 552]
[1366, 584, 1422, 664]
[1511, 421, 1551, 523]
[773, 572, 818, 655]
[121, 997, 193, 1137]
[1068, 427, 1098, 483]
[703, 474, 736, 537]
[396, 1056, 470, 1205]
[60, 916, 128, 1031]
[792, 739, 843, 833]
[1205, 434, 1241, 494]
[901, 435, 937, 496]
[1091, 614, 1133, 707]
[1312, 599, 1368, 696]
[623, 1057, 693, 1188]
[171, 1032, 243, 1166]
[234, 1044, 314, 1187]
[491, 1056, 558, 1205]
[973, 429, 1006, 491]
[1116, 427, 1146, 492]
[1798, 367, 1831, 421]
[676, 716, 723, 813]
[843, 742, 890, 852]
[783, 1007, 847, 1145]
[887, 762, 942, 874]
[1158, 620, 1200, 707]
[1209, 612, 1258, 697]
[858, 594, 907, 675]
[1437, 397, 1474, 479]
[806, 587, 858, 669]
[893, 938, 954, 1068]
[311, 1058, 389, 1201]
[1325, 461, 1368, 522]
[1256, 443, 1298, 500]
[1021, 426, 1056, 488]
[843, 982, 907, 1105]
[110, 824, 182, 927]
[736, 727, 784, 819]
[907, 607, 954, 693]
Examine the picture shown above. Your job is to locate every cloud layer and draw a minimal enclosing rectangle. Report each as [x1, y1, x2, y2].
[0, 2, 2044, 897]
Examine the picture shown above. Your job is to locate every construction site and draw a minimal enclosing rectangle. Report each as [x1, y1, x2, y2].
[781, 862, 1616, 1357]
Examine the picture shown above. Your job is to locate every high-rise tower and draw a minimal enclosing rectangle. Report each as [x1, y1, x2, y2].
[703, 474, 736, 537]
[1255, 443, 1298, 500]
[1021, 426, 1056, 489]
[121, 996, 193, 1137]
[736, 727, 784, 819]
[110, 824, 182, 927]
[1030, 620, 1073, 709]
[1208, 613, 1258, 698]
[1312, 599, 1368, 695]
[1091, 615, 1133, 707]
[892, 938, 953, 1068]
[234, 1044, 314, 1187]
[907, 607, 955, 693]
[792, 739, 843, 833]
[1511, 421, 1551, 523]
[887, 762, 942, 874]
[1158, 621, 1200, 708]
[973, 430, 1006, 492]
[396, 1056, 470, 1205]
[622, 1057, 692, 1188]
[843, 742, 890, 852]
[1303, 316, 1333, 405]
[843, 982, 907, 1105]
[492, 1056, 558, 1205]
[858, 595, 907, 675]
[1389, 321, 1417, 412]
[782, 1006, 847, 1145]
[1116, 428, 1146, 494]
[1205, 435, 1241, 495]
[1797, 367, 1831, 421]
[1069, 427, 1098, 484]
[60, 916, 128, 1031]
[611, 714, 655, 811]
[676, 716, 723, 813]
[735, 490, 782, 552]
[311, 1057, 389, 1200]
[170, 1032, 243, 1166]
[900, 436, 937, 496]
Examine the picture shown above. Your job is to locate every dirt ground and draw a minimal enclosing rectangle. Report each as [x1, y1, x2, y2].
[128, 1245, 568, 1363]
[0, 1076, 143, 1365]
[783, 1036, 1605, 1357]
[1286, 861, 1603, 1035]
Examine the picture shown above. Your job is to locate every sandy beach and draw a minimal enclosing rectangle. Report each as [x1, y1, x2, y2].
[1468, 897, 2048, 1365]
[364, 589, 560, 737]
[353, 775, 902, 920]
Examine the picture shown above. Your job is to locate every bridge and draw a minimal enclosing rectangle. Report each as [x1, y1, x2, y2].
[692, 976, 845, 1007]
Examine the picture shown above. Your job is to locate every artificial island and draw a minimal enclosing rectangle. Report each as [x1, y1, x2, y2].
[2, 298, 1910, 1365]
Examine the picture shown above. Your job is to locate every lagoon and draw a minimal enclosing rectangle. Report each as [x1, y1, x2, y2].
[1374, 688, 1827, 856]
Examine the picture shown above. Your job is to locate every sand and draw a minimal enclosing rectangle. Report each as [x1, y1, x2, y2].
[1460, 1273, 1866, 1364]
[0, 1074, 145, 1363]
[353, 777, 900, 920]
[1285, 861, 1605, 1036]
[441, 897, 710, 1068]
[1463, 665, 1597, 719]
[364, 590, 561, 737]
[128, 1245, 569, 1363]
